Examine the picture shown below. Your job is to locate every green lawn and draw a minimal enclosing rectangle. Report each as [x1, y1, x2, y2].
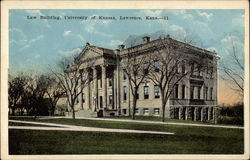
[9, 122, 60, 127]
[9, 118, 244, 154]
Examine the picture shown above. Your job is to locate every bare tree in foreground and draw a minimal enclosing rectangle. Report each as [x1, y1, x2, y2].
[148, 38, 210, 122]
[43, 75, 65, 116]
[51, 56, 94, 119]
[221, 38, 244, 97]
[121, 47, 152, 120]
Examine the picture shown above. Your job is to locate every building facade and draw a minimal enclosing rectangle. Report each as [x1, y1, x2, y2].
[66, 36, 220, 123]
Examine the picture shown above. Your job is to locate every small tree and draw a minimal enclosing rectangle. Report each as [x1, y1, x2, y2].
[43, 75, 65, 116]
[221, 37, 244, 97]
[121, 47, 152, 120]
[52, 56, 94, 119]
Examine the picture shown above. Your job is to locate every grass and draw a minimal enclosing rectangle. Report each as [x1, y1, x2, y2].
[9, 122, 60, 127]
[101, 115, 216, 124]
[9, 118, 244, 154]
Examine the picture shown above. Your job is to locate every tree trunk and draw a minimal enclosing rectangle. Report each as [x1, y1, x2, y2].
[162, 105, 166, 122]
[72, 107, 76, 119]
[132, 97, 137, 120]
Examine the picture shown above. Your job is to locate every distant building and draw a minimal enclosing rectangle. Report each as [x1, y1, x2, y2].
[65, 36, 220, 123]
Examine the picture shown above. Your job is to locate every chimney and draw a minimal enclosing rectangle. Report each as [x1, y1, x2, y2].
[143, 36, 150, 43]
[118, 44, 125, 50]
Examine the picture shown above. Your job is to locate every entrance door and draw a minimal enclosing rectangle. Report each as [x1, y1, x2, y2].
[99, 96, 103, 108]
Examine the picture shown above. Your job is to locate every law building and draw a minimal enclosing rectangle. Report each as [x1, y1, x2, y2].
[64, 35, 220, 123]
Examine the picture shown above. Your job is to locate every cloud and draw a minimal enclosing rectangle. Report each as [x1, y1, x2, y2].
[232, 14, 244, 27]
[139, 10, 164, 17]
[59, 48, 82, 57]
[26, 10, 51, 28]
[197, 11, 213, 20]
[108, 40, 123, 48]
[84, 22, 112, 37]
[170, 10, 194, 20]
[63, 30, 72, 36]
[206, 47, 218, 53]
[77, 34, 85, 42]
[20, 35, 45, 51]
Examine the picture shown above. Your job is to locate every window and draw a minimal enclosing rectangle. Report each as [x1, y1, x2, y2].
[198, 86, 201, 99]
[135, 108, 139, 115]
[144, 85, 149, 99]
[191, 63, 194, 75]
[123, 69, 127, 80]
[204, 87, 208, 100]
[133, 64, 138, 76]
[143, 108, 149, 115]
[154, 108, 160, 116]
[174, 84, 179, 99]
[109, 95, 112, 105]
[190, 86, 194, 99]
[154, 85, 160, 98]
[100, 79, 102, 88]
[82, 93, 85, 103]
[154, 60, 161, 72]
[175, 61, 179, 73]
[136, 87, 139, 99]
[181, 63, 185, 74]
[143, 62, 149, 74]
[210, 88, 213, 100]
[75, 96, 79, 104]
[123, 109, 127, 115]
[182, 85, 185, 99]
[109, 78, 112, 87]
[210, 67, 214, 78]
[123, 86, 127, 101]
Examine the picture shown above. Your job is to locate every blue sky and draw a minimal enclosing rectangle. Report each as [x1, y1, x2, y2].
[9, 9, 244, 73]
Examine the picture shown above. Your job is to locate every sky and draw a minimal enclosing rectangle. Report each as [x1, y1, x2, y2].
[9, 9, 245, 105]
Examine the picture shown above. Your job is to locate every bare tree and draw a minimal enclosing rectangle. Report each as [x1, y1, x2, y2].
[51, 56, 94, 119]
[147, 38, 210, 122]
[121, 47, 152, 120]
[43, 74, 65, 116]
[221, 38, 244, 97]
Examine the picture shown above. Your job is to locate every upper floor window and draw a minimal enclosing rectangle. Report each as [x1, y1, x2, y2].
[154, 85, 160, 98]
[82, 93, 85, 103]
[190, 86, 194, 100]
[181, 85, 185, 99]
[204, 87, 208, 100]
[143, 62, 149, 75]
[210, 88, 213, 100]
[144, 85, 149, 99]
[198, 86, 201, 99]
[123, 69, 127, 80]
[109, 78, 112, 87]
[154, 60, 161, 72]
[181, 63, 186, 74]
[123, 86, 127, 101]
[174, 84, 179, 99]
[135, 87, 139, 100]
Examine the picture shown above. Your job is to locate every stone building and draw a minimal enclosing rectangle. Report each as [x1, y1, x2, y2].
[65, 35, 220, 123]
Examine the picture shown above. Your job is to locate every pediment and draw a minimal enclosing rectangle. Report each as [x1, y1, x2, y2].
[77, 46, 103, 61]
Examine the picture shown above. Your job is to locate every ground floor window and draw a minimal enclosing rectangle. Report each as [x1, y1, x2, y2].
[154, 108, 160, 116]
[135, 108, 139, 115]
[123, 109, 127, 115]
[143, 108, 149, 115]
[109, 95, 112, 105]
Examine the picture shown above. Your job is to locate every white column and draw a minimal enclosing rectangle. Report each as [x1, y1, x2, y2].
[93, 67, 98, 111]
[102, 65, 107, 109]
